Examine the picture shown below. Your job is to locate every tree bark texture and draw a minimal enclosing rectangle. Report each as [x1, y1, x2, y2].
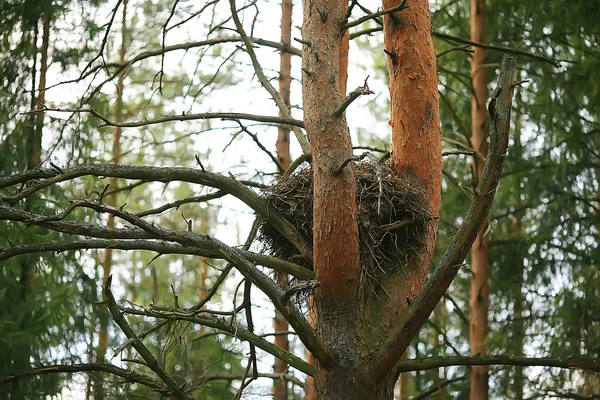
[382, 0, 441, 323]
[301, 0, 440, 396]
[380, 0, 441, 363]
[468, 0, 489, 398]
[302, 0, 361, 395]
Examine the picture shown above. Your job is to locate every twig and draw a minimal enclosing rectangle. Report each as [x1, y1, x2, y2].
[229, 0, 310, 153]
[333, 76, 375, 117]
[344, 0, 408, 30]
[436, 45, 474, 59]
[333, 152, 369, 175]
[379, 218, 414, 231]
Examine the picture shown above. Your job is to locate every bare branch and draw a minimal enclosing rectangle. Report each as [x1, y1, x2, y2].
[344, 0, 408, 30]
[21, 107, 304, 130]
[396, 355, 600, 374]
[333, 76, 375, 118]
[104, 276, 195, 400]
[0, 164, 311, 263]
[0, 363, 167, 393]
[1, 191, 327, 362]
[47, 36, 301, 93]
[348, 25, 561, 66]
[228, 0, 310, 153]
[367, 55, 518, 382]
[433, 31, 561, 67]
[0, 239, 314, 280]
[121, 305, 317, 376]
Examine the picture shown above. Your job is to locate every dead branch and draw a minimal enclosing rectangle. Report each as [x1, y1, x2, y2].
[344, 0, 408, 30]
[228, 0, 310, 153]
[21, 107, 304, 130]
[0, 164, 311, 263]
[121, 305, 316, 376]
[0, 363, 167, 393]
[104, 276, 195, 400]
[396, 355, 600, 374]
[0, 239, 314, 280]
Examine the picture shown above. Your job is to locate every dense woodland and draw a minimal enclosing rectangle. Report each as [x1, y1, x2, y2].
[0, 0, 598, 399]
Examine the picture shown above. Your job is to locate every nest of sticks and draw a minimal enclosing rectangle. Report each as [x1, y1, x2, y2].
[259, 161, 432, 288]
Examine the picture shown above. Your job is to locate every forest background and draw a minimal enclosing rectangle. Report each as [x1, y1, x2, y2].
[0, 0, 598, 399]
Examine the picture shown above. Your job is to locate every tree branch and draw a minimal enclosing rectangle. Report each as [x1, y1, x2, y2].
[228, 0, 310, 153]
[396, 356, 600, 373]
[348, 25, 560, 67]
[0, 164, 312, 263]
[22, 107, 304, 129]
[344, 0, 407, 30]
[104, 276, 195, 400]
[433, 31, 561, 67]
[333, 76, 375, 118]
[0, 239, 314, 280]
[0, 363, 167, 393]
[46, 36, 301, 93]
[121, 305, 316, 376]
[366, 55, 518, 382]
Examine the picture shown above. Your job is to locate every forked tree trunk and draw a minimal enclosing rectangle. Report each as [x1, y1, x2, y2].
[301, 0, 440, 397]
[468, 0, 489, 398]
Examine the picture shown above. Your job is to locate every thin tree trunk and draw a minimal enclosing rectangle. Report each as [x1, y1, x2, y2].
[20, 15, 48, 301]
[274, 0, 293, 397]
[468, 0, 489, 398]
[95, 3, 127, 398]
[511, 111, 524, 400]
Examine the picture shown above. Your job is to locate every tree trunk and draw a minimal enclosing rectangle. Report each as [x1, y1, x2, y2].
[95, 3, 127, 398]
[301, 0, 440, 396]
[273, 2, 293, 397]
[468, 0, 489, 398]
[302, 0, 361, 394]
[511, 110, 525, 400]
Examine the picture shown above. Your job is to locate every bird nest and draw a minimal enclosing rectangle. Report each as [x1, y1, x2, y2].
[259, 161, 432, 287]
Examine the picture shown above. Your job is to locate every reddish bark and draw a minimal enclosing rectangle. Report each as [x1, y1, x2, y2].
[301, 0, 440, 396]
[302, 0, 361, 395]
[380, 0, 441, 358]
[273, 0, 293, 397]
[468, 0, 489, 398]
